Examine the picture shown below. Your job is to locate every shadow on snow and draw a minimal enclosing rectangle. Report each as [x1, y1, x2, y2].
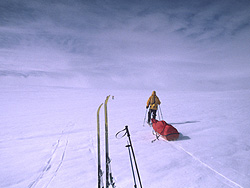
[170, 121, 200, 125]
[177, 133, 191, 141]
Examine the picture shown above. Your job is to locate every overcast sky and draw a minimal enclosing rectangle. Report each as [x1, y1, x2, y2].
[1, 0, 250, 91]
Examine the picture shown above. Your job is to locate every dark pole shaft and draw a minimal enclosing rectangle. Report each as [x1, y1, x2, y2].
[125, 126, 143, 188]
[126, 142, 137, 188]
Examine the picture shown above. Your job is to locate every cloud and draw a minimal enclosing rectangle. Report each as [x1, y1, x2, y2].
[1, 0, 250, 91]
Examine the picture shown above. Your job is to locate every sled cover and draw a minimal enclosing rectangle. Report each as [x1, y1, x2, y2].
[151, 119, 179, 141]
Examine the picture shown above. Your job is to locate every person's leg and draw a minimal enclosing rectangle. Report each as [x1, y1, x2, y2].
[147, 109, 152, 123]
[152, 110, 157, 119]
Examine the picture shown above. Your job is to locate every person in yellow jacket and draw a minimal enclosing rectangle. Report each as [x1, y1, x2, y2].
[146, 91, 161, 124]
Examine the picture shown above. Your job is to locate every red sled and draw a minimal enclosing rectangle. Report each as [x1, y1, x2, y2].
[151, 119, 179, 141]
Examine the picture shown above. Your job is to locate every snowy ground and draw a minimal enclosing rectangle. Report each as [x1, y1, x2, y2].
[1, 85, 250, 188]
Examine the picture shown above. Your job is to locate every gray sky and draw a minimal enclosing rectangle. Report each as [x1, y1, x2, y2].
[1, 0, 250, 91]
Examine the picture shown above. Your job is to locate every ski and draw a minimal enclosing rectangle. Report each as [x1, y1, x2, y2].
[104, 95, 115, 188]
[97, 103, 104, 188]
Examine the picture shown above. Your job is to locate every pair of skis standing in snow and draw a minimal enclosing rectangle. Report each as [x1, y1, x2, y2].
[97, 96, 115, 188]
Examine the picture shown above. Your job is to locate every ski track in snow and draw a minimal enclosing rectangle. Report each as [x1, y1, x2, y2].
[44, 139, 69, 188]
[28, 122, 74, 188]
[165, 140, 243, 188]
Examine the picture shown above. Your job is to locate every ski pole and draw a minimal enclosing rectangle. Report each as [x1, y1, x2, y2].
[126, 141, 137, 188]
[159, 105, 163, 120]
[125, 126, 143, 188]
[157, 110, 160, 120]
[143, 108, 148, 126]
[115, 126, 143, 188]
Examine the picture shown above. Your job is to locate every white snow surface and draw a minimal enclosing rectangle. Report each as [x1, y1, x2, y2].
[1, 85, 250, 188]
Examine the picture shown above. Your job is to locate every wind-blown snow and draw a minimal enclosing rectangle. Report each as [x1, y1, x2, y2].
[1, 85, 249, 188]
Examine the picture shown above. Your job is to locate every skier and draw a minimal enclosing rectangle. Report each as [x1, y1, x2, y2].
[146, 91, 161, 124]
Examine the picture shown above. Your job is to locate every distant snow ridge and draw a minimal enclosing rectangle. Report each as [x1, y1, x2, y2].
[28, 122, 74, 188]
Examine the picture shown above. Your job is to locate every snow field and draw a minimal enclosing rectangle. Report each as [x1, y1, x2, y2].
[0, 85, 250, 187]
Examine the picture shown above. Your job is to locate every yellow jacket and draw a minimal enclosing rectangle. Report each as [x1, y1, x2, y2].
[146, 91, 161, 110]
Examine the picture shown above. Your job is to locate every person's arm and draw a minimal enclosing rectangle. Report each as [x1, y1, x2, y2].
[146, 97, 151, 108]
